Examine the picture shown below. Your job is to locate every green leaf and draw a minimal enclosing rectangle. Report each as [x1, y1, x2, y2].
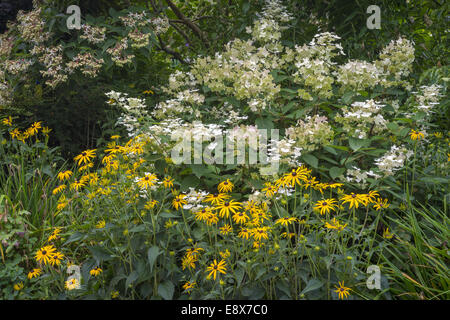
[329, 166, 345, 180]
[89, 246, 112, 262]
[302, 154, 319, 168]
[147, 246, 160, 272]
[255, 117, 274, 130]
[158, 280, 174, 300]
[301, 279, 323, 294]
[349, 137, 370, 151]
[126, 271, 139, 288]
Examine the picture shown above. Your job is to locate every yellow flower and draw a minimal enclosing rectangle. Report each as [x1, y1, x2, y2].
[52, 184, 66, 195]
[182, 281, 196, 294]
[137, 173, 158, 189]
[262, 182, 277, 197]
[373, 198, 390, 211]
[10, 128, 21, 139]
[74, 149, 96, 166]
[96, 220, 106, 229]
[111, 291, 120, 298]
[172, 194, 187, 210]
[238, 227, 251, 240]
[48, 227, 62, 242]
[274, 217, 298, 227]
[70, 179, 86, 191]
[57, 170, 73, 181]
[49, 251, 64, 266]
[324, 218, 347, 232]
[284, 166, 309, 187]
[28, 121, 42, 135]
[90, 267, 103, 277]
[340, 193, 367, 209]
[35, 245, 56, 265]
[215, 199, 242, 218]
[27, 268, 42, 279]
[65, 278, 80, 290]
[144, 200, 159, 210]
[2, 116, 13, 126]
[334, 281, 351, 299]
[219, 249, 231, 259]
[206, 259, 227, 280]
[410, 129, 425, 140]
[143, 89, 154, 95]
[383, 227, 394, 239]
[203, 193, 230, 205]
[314, 198, 338, 215]
[162, 176, 174, 188]
[219, 224, 233, 235]
[232, 211, 249, 225]
[218, 179, 234, 193]
[13, 282, 24, 291]
[110, 135, 121, 140]
[250, 227, 269, 241]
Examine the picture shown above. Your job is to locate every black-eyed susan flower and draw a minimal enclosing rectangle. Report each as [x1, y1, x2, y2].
[218, 179, 234, 193]
[48, 228, 62, 242]
[205, 212, 219, 226]
[27, 268, 42, 279]
[383, 227, 394, 239]
[219, 249, 231, 259]
[29, 121, 42, 135]
[215, 200, 242, 218]
[203, 193, 230, 205]
[275, 217, 298, 227]
[57, 170, 73, 181]
[194, 207, 212, 221]
[13, 282, 24, 291]
[70, 179, 86, 191]
[90, 267, 103, 277]
[172, 194, 187, 210]
[49, 251, 64, 266]
[65, 278, 80, 290]
[182, 281, 196, 294]
[219, 224, 233, 235]
[366, 190, 380, 204]
[238, 227, 250, 240]
[74, 149, 96, 166]
[232, 211, 249, 225]
[334, 281, 351, 299]
[340, 193, 367, 209]
[250, 227, 269, 241]
[373, 198, 390, 211]
[10, 128, 21, 139]
[206, 259, 227, 280]
[2, 116, 12, 126]
[284, 166, 309, 187]
[162, 176, 174, 188]
[314, 198, 338, 215]
[35, 245, 56, 265]
[262, 182, 277, 197]
[105, 143, 123, 154]
[144, 200, 159, 210]
[410, 129, 425, 140]
[137, 173, 158, 189]
[96, 220, 106, 229]
[52, 184, 66, 195]
[324, 218, 347, 232]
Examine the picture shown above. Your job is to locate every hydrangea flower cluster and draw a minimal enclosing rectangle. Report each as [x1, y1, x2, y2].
[335, 99, 387, 139]
[80, 24, 107, 44]
[66, 52, 104, 78]
[38, 45, 68, 88]
[335, 60, 381, 91]
[285, 115, 334, 152]
[375, 37, 415, 87]
[374, 145, 414, 176]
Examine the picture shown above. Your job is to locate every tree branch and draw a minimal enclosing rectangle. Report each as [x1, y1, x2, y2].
[156, 35, 188, 64]
[165, 0, 209, 48]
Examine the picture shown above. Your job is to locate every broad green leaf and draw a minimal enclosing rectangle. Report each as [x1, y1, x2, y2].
[158, 280, 174, 300]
